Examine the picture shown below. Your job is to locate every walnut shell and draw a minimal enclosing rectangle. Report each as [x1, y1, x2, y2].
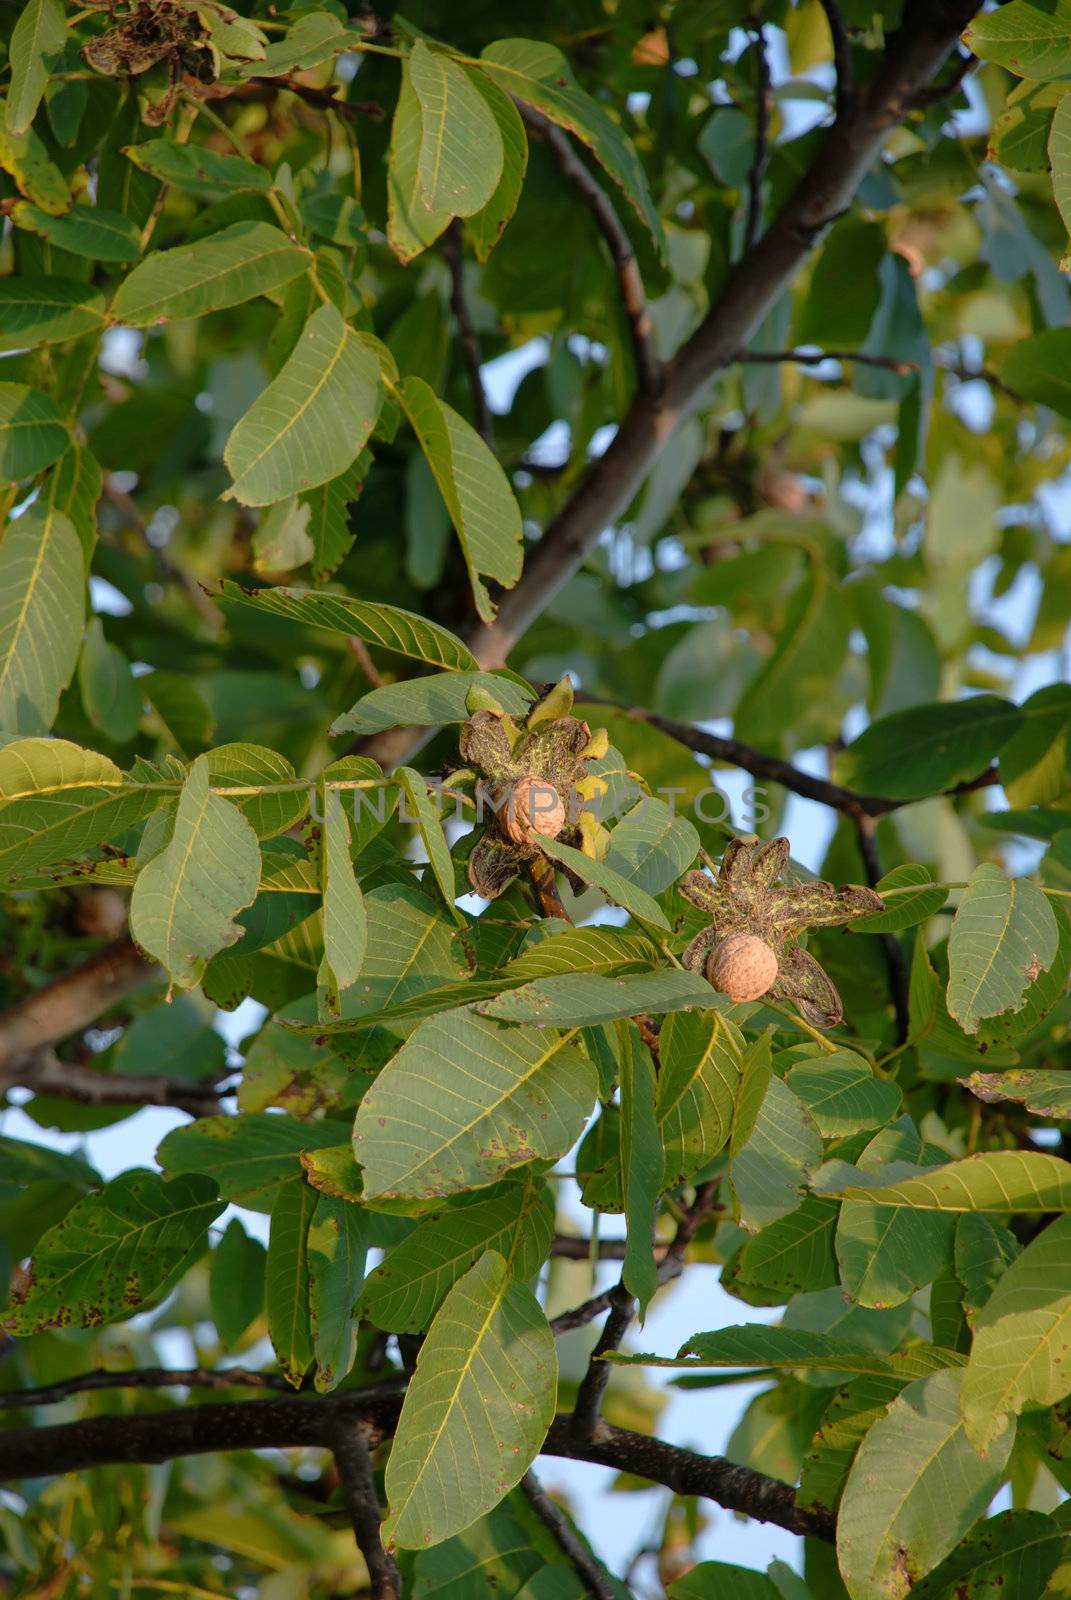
[499, 775, 566, 845]
[706, 931, 778, 1003]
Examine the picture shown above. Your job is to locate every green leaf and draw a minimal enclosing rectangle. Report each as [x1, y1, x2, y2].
[0, 124, 68, 213]
[2, 1171, 224, 1334]
[947, 863, 1059, 1033]
[836, 1368, 1014, 1600]
[266, 1176, 316, 1387]
[657, 1008, 744, 1189]
[302, 457, 364, 582]
[909, 1510, 1063, 1600]
[224, 305, 382, 505]
[396, 765, 461, 921]
[78, 617, 143, 744]
[130, 756, 261, 989]
[410, 1507, 543, 1597]
[210, 1217, 266, 1348]
[535, 833, 671, 929]
[220, 581, 478, 672]
[0, 738, 160, 879]
[111, 220, 307, 326]
[398, 376, 523, 622]
[122, 140, 273, 198]
[204, 741, 307, 838]
[463, 67, 528, 261]
[849, 865, 948, 933]
[478, 969, 715, 1026]
[833, 696, 1022, 800]
[479, 39, 665, 252]
[1001, 328, 1071, 418]
[619, 1023, 663, 1316]
[316, 789, 366, 1018]
[798, 1369, 918, 1520]
[631, 1325, 957, 1379]
[733, 566, 852, 749]
[819, 1150, 1071, 1212]
[730, 1072, 822, 1232]
[353, 1009, 595, 1199]
[961, 1068, 1071, 1119]
[158, 1112, 347, 1209]
[387, 62, 453, 263]
[38, 442, 101, 564]
[383, 1250, 557, 1548]
[0, 384, 68, 480]
[785, 1057, 901, 1137]
[965, 0, 1071, 81]
[0, 1133, 97, 1187]
[603, 797, 699, 896]
[359, 1180, 553, 1333]
[728, 1196, 839, 1300]
[0, 508, 83, 734]
[669, 1563, 780, 1600]
[239, 13, 360, 77]
[0, 277, 105, 352]
[836, 1122, 955, 1309]
[960, 1211, 1071, 1450]
[14, 200, 142, 261]
[308, 1190, 367, 1392]
[796, 220, 886, 346]
[409, 41, 504, 217]
[6, 0, 66, 135]
[997, 684, 1071, 807]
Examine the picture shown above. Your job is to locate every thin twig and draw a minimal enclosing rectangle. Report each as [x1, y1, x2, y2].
[443, 220, 494, 447]
[101, 478, 225, 633]
[577, 695, 999, 821]
[0, 1367, 294, 1409]
[346, 635, 386, 688]
[738, 347, 918, 375]
[819, 0, 853, 117]
[332, 1422, 401, 1600]
[909, 48, 973, 107]
[853, 815, 910, 1044]
[571, 1283, 636, 1441]
[743, 23, 771, 254]
[521, 1471, 621, 1600]
[242, 75, 383, 122]
[519, 104, 663, 400]
[935, 356, 1026, 404]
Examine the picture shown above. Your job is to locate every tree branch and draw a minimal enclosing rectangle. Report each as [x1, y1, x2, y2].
[443, 220, 494, 447]
[819, 0, 853, 117]
[571, 1282, 635, 1441]
[0, 1048, 226, 1117]
[738, 347, 917, 374]
[743, 23, 771, 255]
[332, 1420, 402, 1600]
[578, 697, 999, 820]
[0, 1366, 296, 1409]
[521, 1470, 621, 1600]
[518, 104, 663, 401]
[0, 1389, 833, 1543]
[0, 937, 158, 1070]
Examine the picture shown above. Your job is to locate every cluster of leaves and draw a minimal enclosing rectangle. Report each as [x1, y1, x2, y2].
[2, 0, 1071, 1597]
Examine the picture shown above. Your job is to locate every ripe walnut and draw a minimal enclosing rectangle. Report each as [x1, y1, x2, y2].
[705, 931, 779, 1003]
[498, 776, 567, 846]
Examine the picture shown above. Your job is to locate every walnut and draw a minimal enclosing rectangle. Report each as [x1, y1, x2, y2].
[705, 931, 779, 1003]
[498, 776, 567, 846]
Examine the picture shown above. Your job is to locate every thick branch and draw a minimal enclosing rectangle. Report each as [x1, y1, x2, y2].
[0, 937, 158, 1070]
[0, 1390, 832, 1542]
[1, 1048, 226, 1117]
[443, 220, 494, 447]
[332, 1421, 402, 1600]
[518, 104, 663, 400]
[521, 1470, 620, 1600]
